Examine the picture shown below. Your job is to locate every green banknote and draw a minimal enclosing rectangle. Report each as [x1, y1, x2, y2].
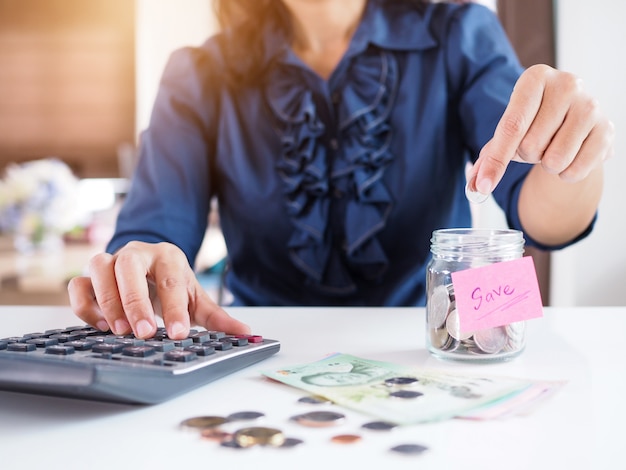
[263, 353, 536, 424]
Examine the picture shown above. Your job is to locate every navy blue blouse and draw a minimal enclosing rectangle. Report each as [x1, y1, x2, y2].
[109, 2, 586, 306]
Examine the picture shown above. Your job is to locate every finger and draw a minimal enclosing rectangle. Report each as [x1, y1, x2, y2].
[67, 276, 110, 332]
[474, 65, 548, 194]
[516, 73, 577, 164]
[113, 243, 159, 339]
[88, 252, 131, 335]
[540, 93, 599, 176]
[557, 120, 613, 183]
[191, 285, 251, 335]
[150, 243, 196, 339]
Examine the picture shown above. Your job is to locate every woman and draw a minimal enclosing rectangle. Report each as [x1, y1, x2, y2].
[68, 0, 613, 340]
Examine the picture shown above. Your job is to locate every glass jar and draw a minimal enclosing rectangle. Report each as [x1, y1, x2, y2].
[426, 228, 526, 362]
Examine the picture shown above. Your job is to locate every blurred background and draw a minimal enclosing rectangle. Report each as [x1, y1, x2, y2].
[0, 0, 624, 306]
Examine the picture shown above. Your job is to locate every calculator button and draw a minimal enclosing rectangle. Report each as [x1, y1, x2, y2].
[236, 335, 264, 343]
[45, 345, 75, 355]
[173, 338, 193, 347]
[225, 337, 248, 347]
[208, 331, 226, 340]
[8, 343, 37, 352]
[49, 333, 83, 343]
[209, 341, 232, 351]
[122, 346, 156, 358]
[164, 350, 197, 362]
[65, 340, 96, 351]
[26, 338, 59, 348]
[92, 343, 125, 354]
[145, 341, 175, 352]
[190, 331, 212, 343]
[115, 338, 145, 347]
[185, 345, 216, 356]
[0, 341, 8, 350]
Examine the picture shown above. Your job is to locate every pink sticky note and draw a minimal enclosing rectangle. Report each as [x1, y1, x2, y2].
[450, 256, 543, 333]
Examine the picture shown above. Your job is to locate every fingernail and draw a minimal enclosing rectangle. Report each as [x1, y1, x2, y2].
[114, 319, 131, 335]
[169, 321, 187, 339]
[135, 319, 154, 338]
[96, 320, 109, 332]
[476, 177, 493, 195]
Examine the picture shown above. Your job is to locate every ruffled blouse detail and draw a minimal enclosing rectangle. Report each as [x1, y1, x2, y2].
[267, 49, 399, 294]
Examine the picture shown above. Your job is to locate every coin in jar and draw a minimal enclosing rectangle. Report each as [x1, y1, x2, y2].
[427, 284, 452, 329]
[429, 326, 450, 349]
[473, 326, 508, 354]
[233, 426, 285, 447]
[291, 410, 345, 427]
[445, 308, 473, 341]
[179, 416, 228, 430]
[331, 434, 362, 444]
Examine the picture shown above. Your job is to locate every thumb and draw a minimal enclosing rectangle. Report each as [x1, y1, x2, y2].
[471, 138, 511, 195]
[192, 290, 251, 335]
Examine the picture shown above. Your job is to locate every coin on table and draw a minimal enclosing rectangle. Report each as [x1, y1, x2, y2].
[226, 410, 265, 421]
[279, 437, 305, 448]
[361, 421, 397, 431]
[427, 285, 452, 329]
[473, 326, 508, 354]
[331, 434, 362, 444]
[389, 390, 424, 399]
[390, 443, 429, 455]
[291, 410, 346, 427]
[297, 395, 332, 405]
[384, 376, 419, 387]
[233, 426, 286, 448]
[201, 428, 233, 442]
[180, 416, 228, 430]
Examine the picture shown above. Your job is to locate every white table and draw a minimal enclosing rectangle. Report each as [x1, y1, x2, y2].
[1, 306, 624, 469]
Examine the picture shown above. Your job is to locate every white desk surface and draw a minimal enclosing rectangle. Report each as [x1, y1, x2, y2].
[1, 305, 624, 469]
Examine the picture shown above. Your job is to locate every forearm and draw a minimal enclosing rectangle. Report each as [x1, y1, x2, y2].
[518, 164, 603, 247]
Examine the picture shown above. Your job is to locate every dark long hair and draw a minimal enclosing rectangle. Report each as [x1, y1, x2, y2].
[212, 0, 430, 86]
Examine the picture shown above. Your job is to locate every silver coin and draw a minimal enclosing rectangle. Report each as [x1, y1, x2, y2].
[279, 437, 305, 448]
[427, 285, 452, 329]
[297, 395, 332, 405]
[362, 421, 397, 431]
[291, 410, 345, 427]
[504, 321, 526, 352]
[389, 390, 424, 399]
[226, 411, 265, 421]
[384, 377, 419, 387]
[445, 308, 473, 341]
[429, 327, 450, 349]
[465, 180, 489, 204]
[390, 443, 429, 455]
[473, 326, 508, 354]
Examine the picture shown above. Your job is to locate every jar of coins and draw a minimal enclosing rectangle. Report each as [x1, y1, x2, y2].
[426, 228, 526, 362]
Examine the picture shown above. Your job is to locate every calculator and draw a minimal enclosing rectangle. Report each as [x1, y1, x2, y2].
[0, 325, 280, 404]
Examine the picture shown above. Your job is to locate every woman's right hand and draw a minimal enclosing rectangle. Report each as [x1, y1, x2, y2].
[67, 241, 250, 340]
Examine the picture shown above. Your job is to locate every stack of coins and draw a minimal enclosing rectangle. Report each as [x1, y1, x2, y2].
[426, 284, 526, 359]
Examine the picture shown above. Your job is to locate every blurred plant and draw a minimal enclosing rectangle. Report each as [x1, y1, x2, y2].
[0, 158, 82, 250]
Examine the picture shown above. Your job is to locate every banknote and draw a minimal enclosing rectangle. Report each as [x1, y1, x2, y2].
[263, 353, 546, 424]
